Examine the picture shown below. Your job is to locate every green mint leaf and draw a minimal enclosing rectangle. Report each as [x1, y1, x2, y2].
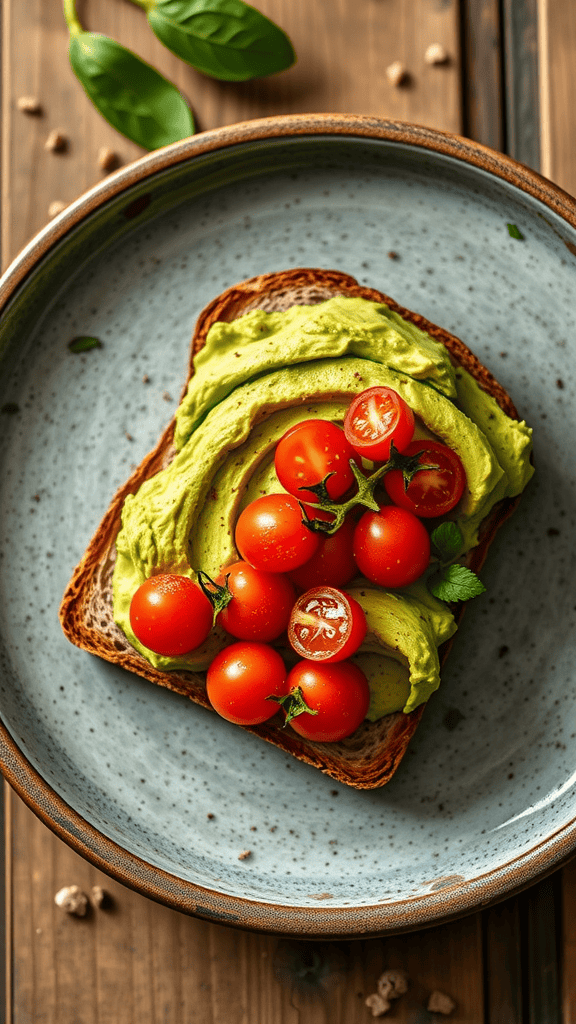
[428, 563, 486, 602]
[146, 0, 296, 82]
[68, 336, 102, 353]
[431, 521, 464, 561]
[507, 223, 524, 240]
[68, 32, 194, 149]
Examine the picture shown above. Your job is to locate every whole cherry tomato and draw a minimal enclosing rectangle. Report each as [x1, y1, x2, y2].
[288, 516, 358, 589]
[384, 439, 466, 517]
[275, 419, 358, 504]
[129, 574, 212, 656]
[235, 493, 319, 572]
[353, 505, 430, 588]
[206, 641, 287, 725]
[288, 586, 367, 663]
[344, 386, 414, 461]
[280, 660, 370, 742]
[216, 561, 295, 642]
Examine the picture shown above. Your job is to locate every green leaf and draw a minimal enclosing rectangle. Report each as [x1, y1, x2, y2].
[68, 32, 194, 149]
[68, 336, 102, 353]
[431, 521, 464, 561]
[507, 223, 524, 240]
[428, 563, 486, 602]
[145, 0, 296, 81]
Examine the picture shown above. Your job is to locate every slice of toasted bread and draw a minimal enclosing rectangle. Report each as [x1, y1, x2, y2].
[59, 269, 523, 789]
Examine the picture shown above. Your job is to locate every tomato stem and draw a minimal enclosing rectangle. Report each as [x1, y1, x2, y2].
[301, 444, 439, 535]
[196, 570, 233, 626]
[266, 685, 319, 726]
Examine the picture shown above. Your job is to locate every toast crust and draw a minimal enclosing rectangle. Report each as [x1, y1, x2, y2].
[59, 269, 521, 789]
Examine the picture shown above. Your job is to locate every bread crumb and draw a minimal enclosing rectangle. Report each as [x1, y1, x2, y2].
[377, 969, 408, 1001]
[17, 95, 42, 114]
[48, 200, 67, 218]
[142, 374, 150, 384]
[388, 251, 399, 260]
[90, 885, 111, 909]
[207, 812, 214, 819]
[98, 147, 120, 173]
[386, 61, 408, 87]
[238, 849, 251, 860]
[425, 43, 449, 65]
[54, 885, 89, 917]
[365, 992, 390, 1016]
[125, 431, 133, 442]
[45, 129, 68, 153]
[162, 391, 172, 402]
[427, 990, 456, 1014]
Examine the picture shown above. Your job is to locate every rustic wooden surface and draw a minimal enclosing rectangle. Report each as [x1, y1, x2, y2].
[2, 0, 576, 1021]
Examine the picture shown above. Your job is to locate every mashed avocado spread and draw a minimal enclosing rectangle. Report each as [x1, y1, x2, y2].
[112, 297, 533, 716]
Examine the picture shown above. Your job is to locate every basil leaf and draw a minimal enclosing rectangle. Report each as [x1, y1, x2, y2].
[428, 564, 486, 602]
[431, 521, 464, 562]
[69, 32, 194, 149]
[68, 336, 102, 353]
[507, 223, 524, 240]
[145, 0, 295, 81]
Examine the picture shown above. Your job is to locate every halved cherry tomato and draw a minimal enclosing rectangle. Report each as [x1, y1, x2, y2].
[353, 505, 431, 588]
[288, 516, 358, 589]
[216, 561, 295, 642]
[275, 419, 358, 504]
[384, 439, 466, 517]
[344, 386, 414, 461]
[281, 660, 370, 742]
[206, 641, 286, 725]
[129, 574, 212, 656]
[288, 586, 367, 663]
[235, 493, 319, 572]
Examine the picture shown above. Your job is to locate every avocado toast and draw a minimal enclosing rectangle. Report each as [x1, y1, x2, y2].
[59, 268, 533, 789]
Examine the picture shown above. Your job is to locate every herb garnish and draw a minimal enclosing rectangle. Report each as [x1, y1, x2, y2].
[63, 0, 194, 149]
[507, 223, 524, 240]
[68, 336, 103, 353]
[132, 0, 296, 82]
[427, 522, 485, 602]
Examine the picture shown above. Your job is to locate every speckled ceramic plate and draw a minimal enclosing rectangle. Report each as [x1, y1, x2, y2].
[1, 116, 575, 936]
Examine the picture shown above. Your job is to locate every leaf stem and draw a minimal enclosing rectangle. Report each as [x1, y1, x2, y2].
[63, 0, 83, 36]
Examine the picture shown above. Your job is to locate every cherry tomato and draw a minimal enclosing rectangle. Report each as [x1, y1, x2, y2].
[288, 516, 358, 589]
[235, 493, 320, 573]
[216, 561, 295, 642]
[206, 641, 287, 725]
[353, 505, 431, 588]
[282, 660, 370, 742]
[288, 586, 367, 663]
[129, 574, 212, 656]
[275, 419, 358, 504]
[384, 439, 466, 517]
[344, 386, 414, 461]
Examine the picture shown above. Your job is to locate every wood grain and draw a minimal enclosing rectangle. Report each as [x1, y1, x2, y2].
[537, 0, 576, 195]
[459, 0, 504, 152]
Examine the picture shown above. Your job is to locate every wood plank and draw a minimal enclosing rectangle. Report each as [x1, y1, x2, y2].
[562, 857, 576, 1024]
[502, 0, 540, 169]
[460, 0, 504, 152]
[483, 897, 524, 1024]
[525, 875, 561, 1024]
[537, 0, 576, 195]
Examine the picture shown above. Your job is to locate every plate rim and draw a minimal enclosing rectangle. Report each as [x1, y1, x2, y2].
[1, 113, 576, 935]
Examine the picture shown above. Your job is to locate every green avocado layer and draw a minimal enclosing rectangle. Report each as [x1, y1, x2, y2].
[112, 297, 533, 715]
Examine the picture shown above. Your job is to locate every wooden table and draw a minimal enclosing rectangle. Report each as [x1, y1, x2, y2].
[2, 1, 576, 1021]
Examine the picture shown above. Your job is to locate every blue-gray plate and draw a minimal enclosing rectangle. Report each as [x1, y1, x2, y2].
[0, 116, 575, 935]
